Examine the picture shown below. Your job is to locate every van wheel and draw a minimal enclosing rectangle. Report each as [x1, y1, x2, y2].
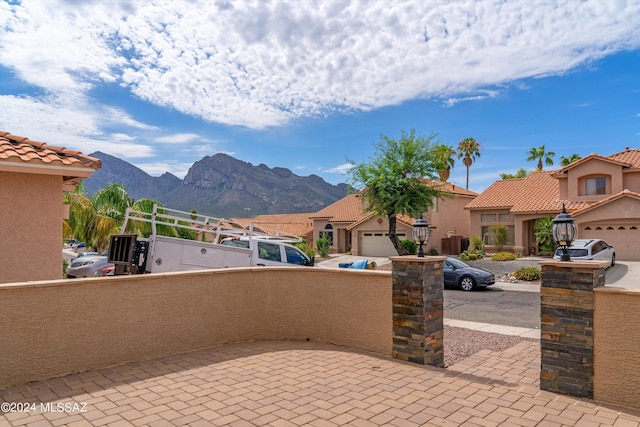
[460, 277, 476, 291]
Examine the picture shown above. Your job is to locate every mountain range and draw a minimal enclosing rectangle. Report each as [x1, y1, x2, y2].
[83, 152, 350, 218]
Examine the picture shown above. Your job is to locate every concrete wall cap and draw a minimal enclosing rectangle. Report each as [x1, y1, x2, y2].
[539, 259, 609, 269]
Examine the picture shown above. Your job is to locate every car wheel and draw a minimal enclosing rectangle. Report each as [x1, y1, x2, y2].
[611, 254, 615, 267]
[460, 276, 476, 291]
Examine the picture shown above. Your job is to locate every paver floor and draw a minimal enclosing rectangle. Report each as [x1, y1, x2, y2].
[2, 340, 639, 426]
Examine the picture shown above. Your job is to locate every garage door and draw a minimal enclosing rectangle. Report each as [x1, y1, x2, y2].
[361, 232, 406, 257]
[581, 224, 640, 261]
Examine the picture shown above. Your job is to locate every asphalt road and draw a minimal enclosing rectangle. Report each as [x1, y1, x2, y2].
[444, 285, 540, 329]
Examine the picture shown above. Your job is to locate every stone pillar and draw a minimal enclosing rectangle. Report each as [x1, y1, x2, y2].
[390, 256, 446, 367]
[539, 260, 607, 398]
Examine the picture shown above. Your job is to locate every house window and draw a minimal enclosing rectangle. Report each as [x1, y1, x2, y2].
[498, 213, 514, 222]
[481, 214, 496, 222]
[585, 176, 607, 196]
[481, 226, 515, 246]
[322, 224, 334, 244]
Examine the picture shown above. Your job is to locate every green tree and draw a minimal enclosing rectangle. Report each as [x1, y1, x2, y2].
[348, 129, 442, 255]
[534, 217, 556, 255]
[527, 145, 555, 170]
[432, 143, 456, 182]
[560, 153, 581, 166]
[500, 168, 529, 180]
[457, 137, 481, 189]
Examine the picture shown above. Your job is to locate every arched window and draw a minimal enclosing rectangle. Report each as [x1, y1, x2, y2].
[323, 224, 334, 244]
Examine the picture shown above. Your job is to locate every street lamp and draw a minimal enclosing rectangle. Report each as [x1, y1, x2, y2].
[412, 212, 430, 257]
[552, 203, 576, 262]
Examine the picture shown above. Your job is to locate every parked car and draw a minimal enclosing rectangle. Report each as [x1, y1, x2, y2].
[66, 255, 111, 278]
[74, 251, 99, 258]
[444, 257, 495, 291]
[553, 238, 615, 266]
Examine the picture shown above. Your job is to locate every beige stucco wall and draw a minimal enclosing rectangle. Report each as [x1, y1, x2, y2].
[594, 287, 640, 410]
[0, 171, 63, 283]
[564, 160, 624, 202]
[0, 267, 392, 389]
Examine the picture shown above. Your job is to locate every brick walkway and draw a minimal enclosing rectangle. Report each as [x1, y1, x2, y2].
[2, 340, 639, 426]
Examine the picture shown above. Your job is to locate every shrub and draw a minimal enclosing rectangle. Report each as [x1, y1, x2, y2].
[459, 248, 483, 261]
[316, 236, 330, 257]
[491, 251, 517, 261]
[401, 239, 417, 255]
[488, 225, 508, 251]
[513, 266, 541, 281]
[295, 241, 316, 258]
[427, 247, 439, 256]
[469, 236, 484, 252]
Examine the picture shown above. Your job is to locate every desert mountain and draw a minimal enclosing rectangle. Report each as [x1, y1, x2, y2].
[84, 152, 349, 218]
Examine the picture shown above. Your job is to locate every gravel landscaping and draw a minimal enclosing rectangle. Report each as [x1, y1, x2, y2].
[444, 326, 536, 367]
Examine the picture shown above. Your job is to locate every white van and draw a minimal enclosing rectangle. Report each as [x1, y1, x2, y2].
[220, 237, 314, 267]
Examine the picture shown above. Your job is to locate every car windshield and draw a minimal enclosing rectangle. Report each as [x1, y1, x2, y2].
[447, 258, 470, 269]
[555, 248, 589, 257]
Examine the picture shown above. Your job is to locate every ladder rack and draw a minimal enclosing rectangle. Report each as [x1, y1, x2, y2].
[121, 204, 303, 244]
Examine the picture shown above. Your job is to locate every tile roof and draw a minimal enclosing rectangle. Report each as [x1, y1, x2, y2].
[0, 131, 101, 172]
[608, 147, 640, 168]
[465, 171, 590, 214]
[230, 213, 314, 238]
[309, 193, 370, 223]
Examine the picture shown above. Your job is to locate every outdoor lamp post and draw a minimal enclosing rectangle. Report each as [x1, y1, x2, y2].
[552, 203, 576, 262]
[412, 212, 430, 257]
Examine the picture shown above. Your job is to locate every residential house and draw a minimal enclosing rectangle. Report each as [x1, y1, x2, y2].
[465, 148, 640, 260]
[0, 131, 101, 283]
[310, 182, 477, 256]
[229, 213, 314, 243]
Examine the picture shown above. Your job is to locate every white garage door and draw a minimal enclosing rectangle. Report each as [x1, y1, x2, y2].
[581, 224, 640, 261]
[361, 232, 406, 257]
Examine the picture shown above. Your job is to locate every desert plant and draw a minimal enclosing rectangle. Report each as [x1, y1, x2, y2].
[469, 236, 484, 253]
[513, 266, 541, 281]
[316, 234, 331, 257]
[491, 251, 516, 261]
[401, 239, 417, 255]
[427, 247, 439, 256]
[459, 249, 482, 261]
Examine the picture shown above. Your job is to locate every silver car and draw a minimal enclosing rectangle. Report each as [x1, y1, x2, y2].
[553, 238, 615, 267]
[66, 255, 111, 278]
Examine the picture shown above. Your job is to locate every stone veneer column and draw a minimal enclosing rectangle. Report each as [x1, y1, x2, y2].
[390, 256, 446, 367]
[539, 260, 607, 398]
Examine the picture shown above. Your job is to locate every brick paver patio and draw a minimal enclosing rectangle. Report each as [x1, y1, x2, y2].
[2, 340, 639, 426]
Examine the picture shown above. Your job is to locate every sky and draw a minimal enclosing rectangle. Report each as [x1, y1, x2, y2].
[1, 0, 639, 195]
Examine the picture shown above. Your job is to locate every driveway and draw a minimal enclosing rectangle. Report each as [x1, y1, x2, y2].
[605, 260, 640, 289]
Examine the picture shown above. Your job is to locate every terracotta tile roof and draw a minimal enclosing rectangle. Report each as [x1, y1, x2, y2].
[608, 147, 640, 168]
[465, 171, 590, 214]
[230, 213, 314, 238]
[430, 180, 478, 197]
[0, 131, 101, 171]
[309, 193, 370, 223]
[572, 189, 640, 217]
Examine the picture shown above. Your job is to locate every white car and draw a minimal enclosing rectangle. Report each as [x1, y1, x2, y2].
[66, 255, 112, 278]
[553, 239, 615, 267]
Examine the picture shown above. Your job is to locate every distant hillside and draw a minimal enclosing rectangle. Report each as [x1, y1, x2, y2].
[84, 152, 349, 218]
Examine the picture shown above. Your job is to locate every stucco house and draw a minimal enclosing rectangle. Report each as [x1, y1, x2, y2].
[0, 131, 101, 283]
[310, 182, 477, 256]
[465, 148, 640, 260]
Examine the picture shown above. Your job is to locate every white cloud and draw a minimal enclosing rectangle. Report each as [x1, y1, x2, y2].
[1, 0, 639, 131]
[324, 163, 353, 174]
[154, 133, 202, 144]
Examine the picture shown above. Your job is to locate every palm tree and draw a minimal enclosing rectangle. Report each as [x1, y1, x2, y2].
[560, 153, 581, 166]
[457, 137, 481, 189]
[527, 145, 555, 170]
[432, 143, 456, 181]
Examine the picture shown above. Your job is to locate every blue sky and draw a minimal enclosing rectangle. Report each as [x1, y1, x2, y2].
[1, 1, 639, 194]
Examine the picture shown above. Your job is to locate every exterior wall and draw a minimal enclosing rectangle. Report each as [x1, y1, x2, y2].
[566, 160, 623, 202]
[468, 209, 516, 253]
[0, 267, 392, 388]
[0, 171, 63, 283]
[594, 287, 640, 410]
[424, 195, 474, 254]
[312, 219, 350, 253]
[623, 171, 640, 191]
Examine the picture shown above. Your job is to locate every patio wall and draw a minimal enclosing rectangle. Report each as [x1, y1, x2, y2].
[0, 268, 392, 389]
[594, 287, 640, 409]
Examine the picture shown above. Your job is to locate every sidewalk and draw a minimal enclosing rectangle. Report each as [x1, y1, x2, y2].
[2, 339, 639, 426]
